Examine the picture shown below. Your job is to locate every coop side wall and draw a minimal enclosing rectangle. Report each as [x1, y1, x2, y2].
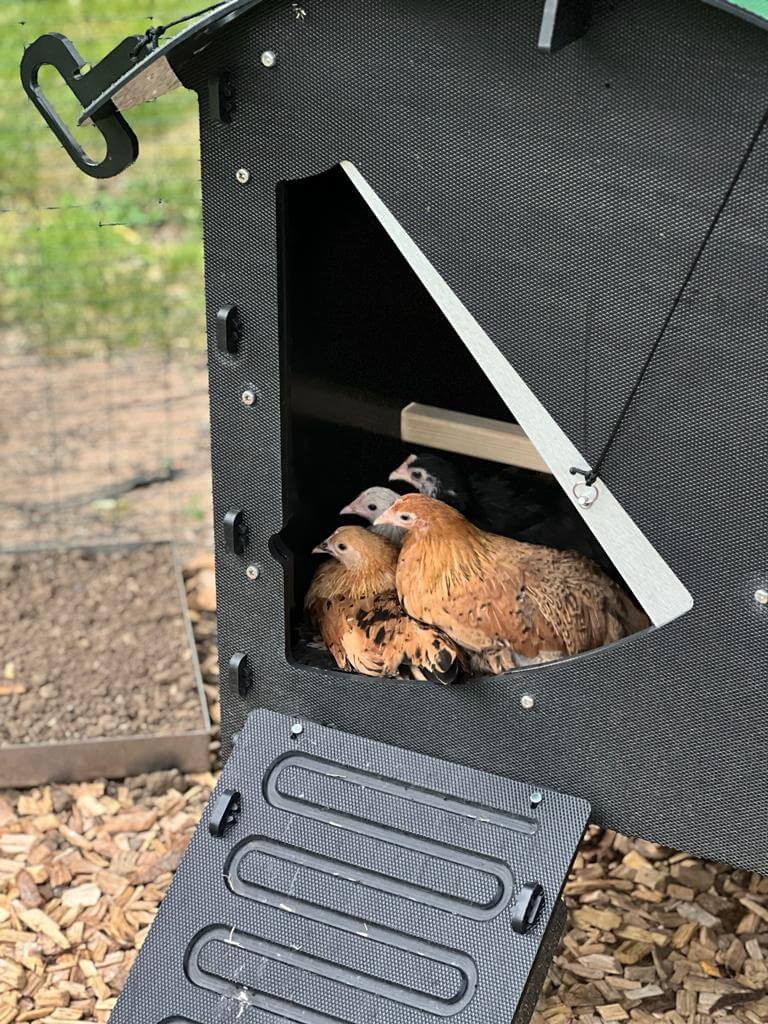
[180, 0, 768, 873]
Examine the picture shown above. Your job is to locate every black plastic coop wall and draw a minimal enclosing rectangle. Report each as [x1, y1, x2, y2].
[176, 0, 768, 873]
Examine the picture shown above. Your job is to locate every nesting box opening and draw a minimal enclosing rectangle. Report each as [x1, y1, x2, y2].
[273, 163, 690, 681]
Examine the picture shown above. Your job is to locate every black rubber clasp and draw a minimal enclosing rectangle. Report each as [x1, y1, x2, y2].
[228, 652, 252, 699]
[208, 70, 236, 125]
[216, 303, 242, 354]
[223, 508, 248, 555]
[20, 33, 139, 179]
[208, 789, 241, 837]
[510, 882, 546, 934]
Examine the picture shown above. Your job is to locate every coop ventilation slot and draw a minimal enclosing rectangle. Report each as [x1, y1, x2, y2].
[278, 162, 692, 647]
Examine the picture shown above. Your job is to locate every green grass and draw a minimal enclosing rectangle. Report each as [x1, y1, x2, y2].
[1, 1, 206, 354]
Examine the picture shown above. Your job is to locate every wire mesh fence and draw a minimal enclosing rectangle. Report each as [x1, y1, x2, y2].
[1, 1, 213, 769]
[1, 0, 211, 555]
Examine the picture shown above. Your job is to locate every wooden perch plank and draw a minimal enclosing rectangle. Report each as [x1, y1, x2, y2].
[401, 402, 552, 474]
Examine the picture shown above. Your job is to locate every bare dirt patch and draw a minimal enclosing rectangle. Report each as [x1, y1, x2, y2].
[0, 544, 203, 744]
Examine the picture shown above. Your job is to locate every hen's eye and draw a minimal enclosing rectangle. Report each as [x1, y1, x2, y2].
[338, 543, 347, 551]
[367, 504, 377, 512]
[411, 470, 423, 480]
[399, 514, 411, 523]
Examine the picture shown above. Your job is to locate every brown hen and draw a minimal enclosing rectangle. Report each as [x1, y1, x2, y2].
[375, 494, 649, 675]
[305, 525, 462, 684]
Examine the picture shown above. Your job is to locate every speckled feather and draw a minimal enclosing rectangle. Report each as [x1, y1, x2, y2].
[388, 495, 649, 675]
[393, 452, 614, 571]
[305, 527, 462, 684]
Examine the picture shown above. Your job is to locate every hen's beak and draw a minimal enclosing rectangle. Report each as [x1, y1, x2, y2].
[373, 507, 398, 528]
[312, 539, 331, 555]
[339, 500, 359, 516]
[389, 455, 416, 484]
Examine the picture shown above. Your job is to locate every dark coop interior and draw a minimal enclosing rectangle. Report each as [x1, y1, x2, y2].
[275, 165, 621, 674]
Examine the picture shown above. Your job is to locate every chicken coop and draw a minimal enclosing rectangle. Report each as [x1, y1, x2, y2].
[21, 0, 768, 1020]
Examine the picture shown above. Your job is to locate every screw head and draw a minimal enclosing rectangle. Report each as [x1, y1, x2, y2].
[261, 49, 277, 68]
[235, 167, 250, 184]
[520, 694, 535, 711]
[245, 564, 260, 581]
[290, 722, 304, 738]
[530, 790, 543, 808]
[241, 389, 256, 406]
[755, 589, 768, 606]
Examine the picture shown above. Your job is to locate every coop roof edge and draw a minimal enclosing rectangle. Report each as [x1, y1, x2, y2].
[702, 0, 768, 29]
[76, 0, 768, 128]
[76, 0, 263, 126]
[18, 0, 768, 180]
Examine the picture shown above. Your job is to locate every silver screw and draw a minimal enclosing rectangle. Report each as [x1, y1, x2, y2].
[261, 49, 277, 68]
[520, 694, 535, 711]
[235, 168, 250, 184]
[241, 389, 256, 406]
[290, 722, 304, 738]
[530, 790, 543, 808]
[755, 589, 768, 606]
[245, 564, 260, 581]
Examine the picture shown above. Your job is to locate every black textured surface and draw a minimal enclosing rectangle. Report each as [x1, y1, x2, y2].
[109, 710, 588, 1023]
[179, 0, 768, 872]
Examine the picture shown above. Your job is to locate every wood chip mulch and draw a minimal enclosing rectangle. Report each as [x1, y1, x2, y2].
[534, 830, 768, 1024]
[0, 772, 215, 1023]
[0, 556, 765, 1023]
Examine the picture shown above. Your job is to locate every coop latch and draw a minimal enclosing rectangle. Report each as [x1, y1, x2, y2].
[19, 33, 143, 179]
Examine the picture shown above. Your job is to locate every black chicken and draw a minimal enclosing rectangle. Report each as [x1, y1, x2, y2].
[389, 452, 616, 575]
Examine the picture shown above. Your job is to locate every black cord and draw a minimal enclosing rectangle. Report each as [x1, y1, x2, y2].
[131, 1, 227, 59]
[572, 101, 768, 488]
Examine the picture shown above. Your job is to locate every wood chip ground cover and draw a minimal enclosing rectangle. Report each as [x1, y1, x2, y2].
[0, 557, 765, 1022]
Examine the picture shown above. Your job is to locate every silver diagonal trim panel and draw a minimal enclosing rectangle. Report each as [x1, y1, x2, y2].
[341, 161, 693, 628]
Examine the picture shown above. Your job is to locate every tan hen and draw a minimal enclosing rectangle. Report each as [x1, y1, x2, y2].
[305, 525, 462, 684]
[375, 494, 649, 675]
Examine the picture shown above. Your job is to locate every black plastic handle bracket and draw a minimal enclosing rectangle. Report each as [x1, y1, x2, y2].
[228, 652, 252, 699]
[223, 508, 249, 554]
[20, 32, 140, 179]
[208, 789, 241, 837]
[510, 881, 546, 934]
[216, 304, 243, 354]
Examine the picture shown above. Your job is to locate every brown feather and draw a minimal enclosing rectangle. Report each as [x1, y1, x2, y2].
[384, 494, 649, 675]
[305, 526, 462, 683]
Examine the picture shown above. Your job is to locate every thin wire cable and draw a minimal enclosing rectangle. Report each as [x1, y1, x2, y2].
[132, 1, 227, 56]
[572, 101, 768, 487]
[159, 0, 228, 32]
